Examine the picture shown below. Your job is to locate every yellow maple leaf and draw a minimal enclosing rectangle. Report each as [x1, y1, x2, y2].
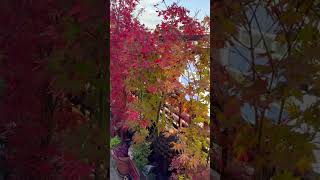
[171, 142, 185, 153]
[132, 133, 145, 144]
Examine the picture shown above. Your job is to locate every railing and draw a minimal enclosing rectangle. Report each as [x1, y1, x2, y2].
[128, 159, 141, 180]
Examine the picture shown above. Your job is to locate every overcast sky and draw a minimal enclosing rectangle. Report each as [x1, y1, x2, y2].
[134, 0, 210, 29]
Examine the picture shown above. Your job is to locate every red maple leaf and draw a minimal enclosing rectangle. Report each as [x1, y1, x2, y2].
[140, 119, 150, 128]
[147, 85, 157, 94]
[155, 58, 161, 63]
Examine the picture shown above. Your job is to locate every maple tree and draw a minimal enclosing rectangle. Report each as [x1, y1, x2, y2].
[212, 0, 320, 179]
[111, 0, 210, 179]
[0, 0, 209, 178]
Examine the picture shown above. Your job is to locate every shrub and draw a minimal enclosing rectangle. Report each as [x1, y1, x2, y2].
[132, 142, 152, 170]
[110, 136, 121, 149]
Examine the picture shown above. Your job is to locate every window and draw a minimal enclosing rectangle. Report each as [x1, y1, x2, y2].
[239, 29, 287, 59]
[240, 32, 262, 48]
[272, 42, 287, 58]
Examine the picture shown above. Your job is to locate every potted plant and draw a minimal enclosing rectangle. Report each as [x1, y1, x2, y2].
[110, 136, 130, 177]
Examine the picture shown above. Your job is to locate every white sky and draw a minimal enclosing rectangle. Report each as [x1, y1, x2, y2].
[133, 0, 210, 30]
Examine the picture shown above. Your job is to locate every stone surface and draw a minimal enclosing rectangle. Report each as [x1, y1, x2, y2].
[211, 168, 221, 180]
[110, 158, 121, 180]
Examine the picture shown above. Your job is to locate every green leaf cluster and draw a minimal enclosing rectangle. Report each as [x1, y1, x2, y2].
[110, 136, 121, 149]
[132, 141, 152, 170]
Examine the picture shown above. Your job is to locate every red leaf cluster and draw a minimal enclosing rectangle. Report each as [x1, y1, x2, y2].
[0, 0, 94, 178]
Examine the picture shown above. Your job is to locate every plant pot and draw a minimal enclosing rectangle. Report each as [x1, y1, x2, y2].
[115, 167, 130, 179]
[111, 149, 130, 176]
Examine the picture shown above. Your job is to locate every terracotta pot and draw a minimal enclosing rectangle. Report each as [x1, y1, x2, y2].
[111, 149, 130, 176]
